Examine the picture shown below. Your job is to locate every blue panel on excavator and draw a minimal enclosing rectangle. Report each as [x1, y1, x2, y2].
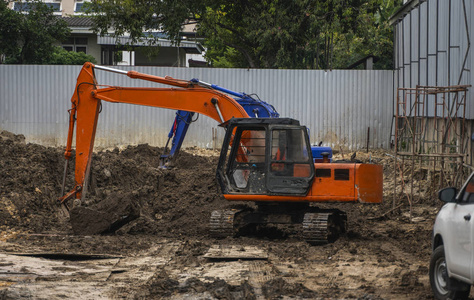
[311, 146, 333, 163]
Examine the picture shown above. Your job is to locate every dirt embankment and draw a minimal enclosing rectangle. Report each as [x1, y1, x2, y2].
[0, 130, 448, 299]
[0, 130, 229, 238]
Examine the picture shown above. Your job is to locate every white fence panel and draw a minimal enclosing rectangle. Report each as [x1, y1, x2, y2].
[0, 65, 393, 150]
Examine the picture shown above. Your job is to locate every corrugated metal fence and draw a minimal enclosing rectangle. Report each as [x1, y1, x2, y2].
[393, 0, 473, 117]
[0, 65, 394, 150]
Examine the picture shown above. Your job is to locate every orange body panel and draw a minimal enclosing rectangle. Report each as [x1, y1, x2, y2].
[354, 164, 384, 203]
[310, 163, 356, 201]
[223, 163, 383, 204]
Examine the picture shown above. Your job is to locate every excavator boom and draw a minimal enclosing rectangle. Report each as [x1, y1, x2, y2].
[59, 62, 249, 205]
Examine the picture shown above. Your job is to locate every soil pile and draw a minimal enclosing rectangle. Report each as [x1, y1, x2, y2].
[1, 130, 437, 240]
[0, 131, 229, 237]
[0, 131, 68, 232]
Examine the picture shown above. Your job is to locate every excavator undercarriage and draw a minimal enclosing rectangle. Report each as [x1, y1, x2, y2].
[210, 203, 347, 244]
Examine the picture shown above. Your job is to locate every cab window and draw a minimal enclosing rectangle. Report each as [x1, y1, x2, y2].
[270, 129, 311, 178]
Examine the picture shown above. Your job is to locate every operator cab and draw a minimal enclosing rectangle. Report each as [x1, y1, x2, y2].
[217, 118, 315, 196]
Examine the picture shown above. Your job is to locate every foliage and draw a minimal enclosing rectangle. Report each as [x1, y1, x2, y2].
[49, 46, 97, 65]
[86, 0, 402, 69]
[86, 0, 203, 45]
[199, 0, 403, 69]
[0, 0, 71, 64]
[329, 0, 402, 69]
[0, 1, 21, 63]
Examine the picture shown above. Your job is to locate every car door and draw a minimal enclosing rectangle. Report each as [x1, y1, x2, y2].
[444, 175, 474, 281]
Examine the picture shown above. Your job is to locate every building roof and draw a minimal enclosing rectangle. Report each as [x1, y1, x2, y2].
[62, 16, 94, 27]
[389, 0, 425, 25]
[97, 36, 205, 54]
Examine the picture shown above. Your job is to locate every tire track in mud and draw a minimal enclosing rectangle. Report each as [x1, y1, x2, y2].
[0, 237, 181, 299]
[247, 261, 275, 299]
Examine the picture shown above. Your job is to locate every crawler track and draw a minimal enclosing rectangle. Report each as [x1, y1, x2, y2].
[302, 213, 331, 244]
[302, 211, 347, 244]
[209, 209, 240, 238]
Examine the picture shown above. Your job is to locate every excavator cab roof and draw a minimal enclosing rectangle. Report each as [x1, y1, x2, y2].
[225, 117, 301, 126]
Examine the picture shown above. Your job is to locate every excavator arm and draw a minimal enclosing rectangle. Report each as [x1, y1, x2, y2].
[59, 62, 249, 207]
[161, 79, 279, 166]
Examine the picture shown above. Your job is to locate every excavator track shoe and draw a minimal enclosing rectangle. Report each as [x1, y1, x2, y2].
[210, 209, 240, 238]
[302, 213, 331, 244]
[302, 211, 347, 244]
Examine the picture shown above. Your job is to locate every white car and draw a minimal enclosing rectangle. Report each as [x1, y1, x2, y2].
[430, 173, 474, 300]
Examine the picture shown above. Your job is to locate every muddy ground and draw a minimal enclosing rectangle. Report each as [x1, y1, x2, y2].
[0, 130, 467, 299]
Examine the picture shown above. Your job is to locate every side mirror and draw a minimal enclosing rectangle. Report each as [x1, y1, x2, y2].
[438, 187, 457, 203]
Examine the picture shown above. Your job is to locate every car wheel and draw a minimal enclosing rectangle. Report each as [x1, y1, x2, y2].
[429, 245, 471, 300]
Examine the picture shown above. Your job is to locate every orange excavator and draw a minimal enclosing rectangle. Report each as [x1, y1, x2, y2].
[59, 62, 383, 243]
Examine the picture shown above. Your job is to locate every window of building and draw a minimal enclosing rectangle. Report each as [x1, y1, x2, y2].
[13, 1, 61, 15]
[75, 3, 84, 12]
[62, 37, 88, 54]
[74, 0, 92, 15]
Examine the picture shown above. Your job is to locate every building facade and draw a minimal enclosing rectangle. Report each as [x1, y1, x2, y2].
[9, 0, 205, 66]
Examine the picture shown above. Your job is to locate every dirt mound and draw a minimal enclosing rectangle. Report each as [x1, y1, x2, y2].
[0, 131, 229, 237]
[1, 130, 436, 241]
[0, 130, 69, 232]
[0, 131, 442, 299]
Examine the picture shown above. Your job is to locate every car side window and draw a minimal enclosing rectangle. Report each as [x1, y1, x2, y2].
[461, 176, 474, 203]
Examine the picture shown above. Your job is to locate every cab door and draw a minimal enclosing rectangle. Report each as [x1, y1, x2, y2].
[217, 125, 268, 194]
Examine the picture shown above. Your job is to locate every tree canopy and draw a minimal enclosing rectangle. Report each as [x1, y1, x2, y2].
[87, 0, 402, 69]
[0, 0, 71, 64]
[50, 46, 97, 65]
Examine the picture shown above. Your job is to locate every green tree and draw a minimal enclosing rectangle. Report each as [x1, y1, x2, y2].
[49, 46, 97, 65]
[330, 0, 402, 69]
[0, 1, 22, 63]
[87, 0, 203, 45]
[86, 0, 401, 69]
[0, 0, 70, 64]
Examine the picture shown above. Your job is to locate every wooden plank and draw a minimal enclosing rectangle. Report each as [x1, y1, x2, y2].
[203, 245, 268, 260]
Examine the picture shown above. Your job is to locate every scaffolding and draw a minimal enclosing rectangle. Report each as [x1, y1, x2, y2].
[393, 85, 471, 212]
